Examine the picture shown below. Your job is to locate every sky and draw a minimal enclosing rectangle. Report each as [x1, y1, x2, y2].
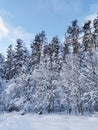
[0, 0, 98, 54]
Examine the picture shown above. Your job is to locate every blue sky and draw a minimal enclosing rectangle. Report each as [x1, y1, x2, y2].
[0, 0, 98, 54]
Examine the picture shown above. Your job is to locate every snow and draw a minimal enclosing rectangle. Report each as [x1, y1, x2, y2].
[0, 113, 98, 130]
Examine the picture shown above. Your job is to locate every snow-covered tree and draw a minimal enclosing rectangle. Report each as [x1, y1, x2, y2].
[5, 45, 15, 80]
[0, 53, 6, 112]
[82, 20, 91, 51]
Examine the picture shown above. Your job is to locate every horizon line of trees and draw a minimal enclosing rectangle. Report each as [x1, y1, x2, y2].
[0, 15, 98, 115]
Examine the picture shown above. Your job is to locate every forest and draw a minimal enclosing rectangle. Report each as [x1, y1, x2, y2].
[0, 15, 98, 115]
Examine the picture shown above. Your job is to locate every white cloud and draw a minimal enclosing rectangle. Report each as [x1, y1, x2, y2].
[85, 14, 97, 21]
[0, 10, 14, 19]
[0, 16, 9, 40]
[8, 26, 33, 46]
[0, 16, 33, 54]
[0, 16, 33, 43]
[84, 13, 97, 27]
[84, 2, 98, 27]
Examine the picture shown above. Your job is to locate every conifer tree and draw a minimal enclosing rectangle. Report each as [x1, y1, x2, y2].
[6, 45, 15, 80]
[83, 20, 91, 51]
[66, 20, 80, 54]
[14, 39, 25, 76]
[92, 15, 98, 50]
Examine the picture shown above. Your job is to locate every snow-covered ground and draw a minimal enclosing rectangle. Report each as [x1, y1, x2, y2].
[0, 113, 98, 130]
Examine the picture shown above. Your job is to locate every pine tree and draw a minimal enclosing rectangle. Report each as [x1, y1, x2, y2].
[92, 15, 98, 50]
[0, 53, 6, 112]
[6, 45, 15, 80]
[0, 53, 5, 79]
[30, 32, 45, 67]
[14, 39, 25, 76]
[66, 20, 80, 54]
[82, 20, 91, 51]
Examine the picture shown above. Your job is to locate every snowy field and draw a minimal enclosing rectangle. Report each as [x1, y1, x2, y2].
[0, 113, 98, 130]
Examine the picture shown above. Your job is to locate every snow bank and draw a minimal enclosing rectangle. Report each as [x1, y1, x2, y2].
[0, 113, 98, 130]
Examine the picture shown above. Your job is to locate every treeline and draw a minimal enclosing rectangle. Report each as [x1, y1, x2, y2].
[0, 15, 98, 115]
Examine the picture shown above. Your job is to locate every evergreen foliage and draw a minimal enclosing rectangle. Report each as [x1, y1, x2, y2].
[1, 16, 98, 115]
